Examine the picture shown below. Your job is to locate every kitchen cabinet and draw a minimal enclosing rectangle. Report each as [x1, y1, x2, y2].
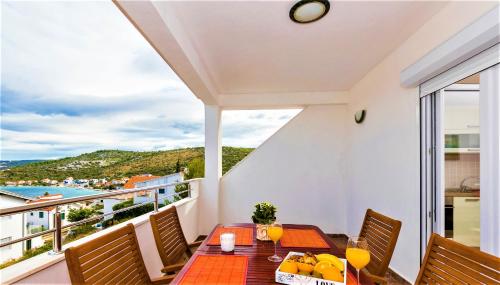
[444, 106, 479, 134]
[444, 105, 480, 153]
[453, 196, 480, 247]
[444, 133, 480, 153]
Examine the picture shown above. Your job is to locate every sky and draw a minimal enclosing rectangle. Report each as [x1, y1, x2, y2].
[0, 1, 300, 160]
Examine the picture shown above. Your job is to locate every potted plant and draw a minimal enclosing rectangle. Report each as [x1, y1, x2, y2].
[252, 202, 277, 241]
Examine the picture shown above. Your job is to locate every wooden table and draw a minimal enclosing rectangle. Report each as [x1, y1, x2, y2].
[171, 223, 374, 284]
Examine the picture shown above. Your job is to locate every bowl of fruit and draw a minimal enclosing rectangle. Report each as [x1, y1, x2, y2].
[276, 252, 346, 285]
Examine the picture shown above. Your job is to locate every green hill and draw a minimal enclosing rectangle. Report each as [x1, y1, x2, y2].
[0, 147, 253, 183]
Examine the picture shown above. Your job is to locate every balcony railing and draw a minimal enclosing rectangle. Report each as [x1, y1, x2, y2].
[0, 178, 202, 254]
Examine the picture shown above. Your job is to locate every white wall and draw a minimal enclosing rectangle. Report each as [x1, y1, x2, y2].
[26, 210, 50, 229]
[345, 2, 498, 282]
[133, 187, 177, 205]
[102, 198, 123, 220]
[220, 105, 348, 234]
[0, 196, 25, 263]
[134, 173, 184, 205]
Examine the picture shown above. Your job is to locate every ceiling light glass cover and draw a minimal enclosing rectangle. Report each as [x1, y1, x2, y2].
[290, 0, 330, 24]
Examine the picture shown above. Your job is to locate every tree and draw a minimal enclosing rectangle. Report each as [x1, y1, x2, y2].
[67, 208, 95, 222]
[174, 184, 189, 200]
[171, 156, 205, 201]
[185, 157, 204, 179]
[175, 158, 181, 173]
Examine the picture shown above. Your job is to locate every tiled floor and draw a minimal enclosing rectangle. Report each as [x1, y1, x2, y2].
[327, 235, 411, 285]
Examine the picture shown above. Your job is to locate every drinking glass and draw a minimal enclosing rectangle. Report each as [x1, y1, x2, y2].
[267, 223, 283, 262]
[346, 236, 370, 285]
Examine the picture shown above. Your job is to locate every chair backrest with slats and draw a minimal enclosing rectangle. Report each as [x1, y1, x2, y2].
[416, 233, 500, 284]
[358, 208, 402, 277]
[149, 206, 190, 267]
[65, 223, 151, 285]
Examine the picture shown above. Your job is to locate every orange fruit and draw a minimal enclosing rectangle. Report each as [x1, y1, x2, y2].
[314, 260, 333, 274]
[279, 260, 298, 274]
[297, 262, 315, 273]
[322, 267, 343, 282]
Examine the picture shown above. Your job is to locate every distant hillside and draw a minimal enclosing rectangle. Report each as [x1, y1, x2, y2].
[0, 160, 45, 170]
[0, 147, 253, 183]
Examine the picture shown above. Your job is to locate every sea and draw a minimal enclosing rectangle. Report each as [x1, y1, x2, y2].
[0, 186, 99, 199]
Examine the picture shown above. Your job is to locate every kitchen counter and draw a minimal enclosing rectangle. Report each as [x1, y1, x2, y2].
[445, 189, 480, 197]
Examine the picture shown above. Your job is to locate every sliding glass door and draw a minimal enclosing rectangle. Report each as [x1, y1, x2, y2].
[443, 74, 481, 249]
[420, 47, 499, 258]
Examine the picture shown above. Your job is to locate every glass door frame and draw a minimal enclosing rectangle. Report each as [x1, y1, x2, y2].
[479, 63, 499, 256]
[419, 91, 445, 260]
[420, 60, 500, 258]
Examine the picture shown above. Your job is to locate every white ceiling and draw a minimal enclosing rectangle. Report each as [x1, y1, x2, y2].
[162, 1, 448, 95]
[116, 1, 449, 107]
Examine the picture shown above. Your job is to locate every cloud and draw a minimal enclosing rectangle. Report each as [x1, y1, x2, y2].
[1, 1, 184, 98]
[222, 109, 301, 148]
[1, 86, 195, 117]
[0, 1, 301, 160]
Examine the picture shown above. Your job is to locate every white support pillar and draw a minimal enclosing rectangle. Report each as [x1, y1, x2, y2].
[479, 64, 499, 256]
[200, 105, 222, 234]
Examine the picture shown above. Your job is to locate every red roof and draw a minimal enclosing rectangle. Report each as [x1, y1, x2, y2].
[123, 175, 160, 189]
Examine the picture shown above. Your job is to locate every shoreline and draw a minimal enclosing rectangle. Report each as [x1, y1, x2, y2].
[0, 184, 97, 188]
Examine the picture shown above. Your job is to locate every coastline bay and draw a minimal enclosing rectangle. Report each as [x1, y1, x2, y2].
[0, 186, 99, 199]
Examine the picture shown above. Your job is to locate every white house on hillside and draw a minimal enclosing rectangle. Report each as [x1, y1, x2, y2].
[102, 197, 127, 221]
[0, 191, 33, 263]
[134, 172, 185, 205]
[63, 177, 74, 186]
[26, 194, 84, 229]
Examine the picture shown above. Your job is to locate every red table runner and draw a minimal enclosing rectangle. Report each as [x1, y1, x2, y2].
[280, 228, 331, 248]
[207, 226, 254, 246]
[346, 269, 360, 285]
[176, 255, 248, 285]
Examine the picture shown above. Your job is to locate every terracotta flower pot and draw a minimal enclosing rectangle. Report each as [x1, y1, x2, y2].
[255, 223, 272, 241]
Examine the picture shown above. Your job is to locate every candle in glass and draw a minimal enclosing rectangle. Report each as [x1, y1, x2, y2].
[220, 232, 235, 252]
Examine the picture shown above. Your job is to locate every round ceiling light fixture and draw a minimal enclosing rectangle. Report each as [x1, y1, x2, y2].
[290, 0, 330, 24]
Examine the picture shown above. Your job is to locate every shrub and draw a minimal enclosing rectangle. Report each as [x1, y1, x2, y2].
[111, 199, 164, 221]
[251, 202, 277, 225]
[175, 184, 189, 200]
[0, 242, 53, 269]
[67, 208, 95, 222]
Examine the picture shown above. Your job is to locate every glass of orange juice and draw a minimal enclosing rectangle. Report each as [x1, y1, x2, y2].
[346, 236, 370, 285]
[267, 223, 283, 262]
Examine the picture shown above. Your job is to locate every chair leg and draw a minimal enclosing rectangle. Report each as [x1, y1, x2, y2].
[361, 268, 387, 285]
[161, 262, 186, 274]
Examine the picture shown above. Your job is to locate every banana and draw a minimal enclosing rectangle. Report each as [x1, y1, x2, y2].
[315, 254, 345, 272]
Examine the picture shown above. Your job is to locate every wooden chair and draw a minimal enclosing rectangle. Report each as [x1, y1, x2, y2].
[149, 206, 202, 274]
[65, 223, 173, 285]
[416, 233, 500, 284]
[358, 209, 402, 284]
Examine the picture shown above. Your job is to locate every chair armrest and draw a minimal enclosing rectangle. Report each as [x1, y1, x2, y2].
[161, 262, 186, 273]
[361, 268, 387, 285]
[188, 240, 203, 248]
[150, 275, 175, 285]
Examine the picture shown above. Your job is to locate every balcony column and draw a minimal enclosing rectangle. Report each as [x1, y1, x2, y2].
[201, 105, 222, 234]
